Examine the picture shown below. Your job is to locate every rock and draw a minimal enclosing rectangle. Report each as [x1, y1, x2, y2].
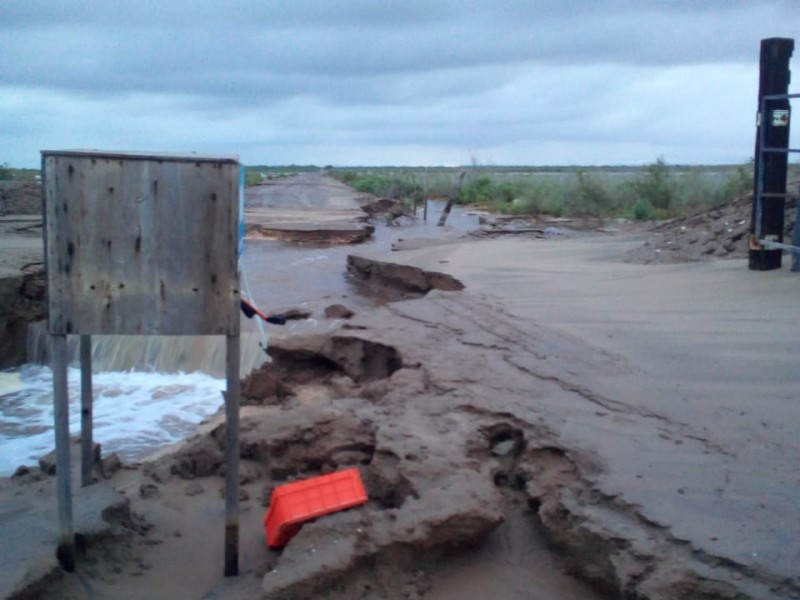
[330, 374, 358, 398]
[184, 482, 204, 496]
[100, 452, 123, 478]
[142, 462, 171, 484]
[239, 465, 262, 485]
[37, 436, 102, 476]
[237, 404, 376, 479]
[359, 380, 388, 402]
[139, 483, 160, 498]
[166, 435, 224, 479]
[242, 365, 289, 404]
[324, 304, 354, 319]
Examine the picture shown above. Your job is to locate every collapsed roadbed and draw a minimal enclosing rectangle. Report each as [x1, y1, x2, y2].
[11, 251, 798, 599]
[4, 172, 798, 599]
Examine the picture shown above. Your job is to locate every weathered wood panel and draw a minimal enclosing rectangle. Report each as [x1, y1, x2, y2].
[42, 151, 240, 335]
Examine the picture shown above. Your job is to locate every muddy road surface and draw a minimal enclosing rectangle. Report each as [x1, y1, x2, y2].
[4, 174, 798, 600]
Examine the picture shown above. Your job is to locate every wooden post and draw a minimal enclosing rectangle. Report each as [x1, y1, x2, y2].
[80, 335, 93, 487]
[793, 202, 800, 272]
[437, 198, 454, 226]
[749, 37, 794, 270]
[438, 171, 466, 227]
[52, 334, 75, 572]
[224, 333, 241, 577]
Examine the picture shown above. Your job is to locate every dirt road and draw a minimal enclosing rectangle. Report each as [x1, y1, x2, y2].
[245, 172, 375, 243]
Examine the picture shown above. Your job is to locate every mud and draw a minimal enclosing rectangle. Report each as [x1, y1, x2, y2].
[4, 174, 800, 599]
[18, 282, 793, 599]
[0, 213, 45, 367]
[347, 254, 465, 299]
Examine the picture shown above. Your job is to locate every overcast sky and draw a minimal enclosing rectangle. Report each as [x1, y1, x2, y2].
[1, 1, 797, 168]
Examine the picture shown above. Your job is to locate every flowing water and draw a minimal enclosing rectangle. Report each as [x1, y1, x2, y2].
[0, 202, 479, 474]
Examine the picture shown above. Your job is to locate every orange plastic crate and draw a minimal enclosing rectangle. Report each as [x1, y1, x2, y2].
[264, 468, 368, 548]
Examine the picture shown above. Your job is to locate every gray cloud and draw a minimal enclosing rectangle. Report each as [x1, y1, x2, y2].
[0, 0, 797, 167]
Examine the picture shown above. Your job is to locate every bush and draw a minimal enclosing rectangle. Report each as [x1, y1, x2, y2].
[0, 163, 12, 181]
[330, 160, 763, 221]
[630, 198, 655, 221]
[717, 164, 753, 204]
[633, 158, 674, 212]
[244, 170, 263, 186]
[458, 176, 494, 204]
[570, 170, 615, 217]
[343, 174, 425, 203]
[332, 170, 359, 185]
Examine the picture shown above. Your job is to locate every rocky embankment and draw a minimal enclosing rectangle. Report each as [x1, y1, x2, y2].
[0, 182, 45, 367]
[625, 180, 799, 264]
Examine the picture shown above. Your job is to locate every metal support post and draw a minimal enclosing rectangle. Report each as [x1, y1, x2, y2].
[224, 333, 241, 577]
[52, 334, 75, 571]
[80, 335, 93, 487]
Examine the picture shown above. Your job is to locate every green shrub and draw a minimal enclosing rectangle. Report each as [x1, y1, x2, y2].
[633, 158, 674, 212]
[631, 198, 655, 221]
[321, 160, 767, 221]
[332, 170, 359, 185]
[0, 163, 12, 181]
[570, 170, 615, 217]
[717, 164, 753, 204]
[244, 170, 263, 186]
[344, 174, 425, 203]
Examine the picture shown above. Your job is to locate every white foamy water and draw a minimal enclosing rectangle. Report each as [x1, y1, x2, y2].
[0, 365, 225, 475]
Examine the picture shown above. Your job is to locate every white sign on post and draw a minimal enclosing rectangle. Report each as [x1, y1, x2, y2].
[771, 109, 789, 127]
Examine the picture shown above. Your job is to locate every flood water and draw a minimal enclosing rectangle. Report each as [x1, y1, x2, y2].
[0, 201, 479, 474]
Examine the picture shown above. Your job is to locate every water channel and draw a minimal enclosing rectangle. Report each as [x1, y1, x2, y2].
[0, 201, 479, 474]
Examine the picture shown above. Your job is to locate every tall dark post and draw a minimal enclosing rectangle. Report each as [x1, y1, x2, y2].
[749, 37, 794, 270]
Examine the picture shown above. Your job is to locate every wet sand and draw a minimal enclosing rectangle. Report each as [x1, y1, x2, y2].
[4, 175, 799, 599]
[351, 233, 800, 591]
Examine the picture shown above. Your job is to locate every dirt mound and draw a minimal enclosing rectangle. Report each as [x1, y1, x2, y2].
[0, 181, 41, 216]
[625, 181, 799, 264]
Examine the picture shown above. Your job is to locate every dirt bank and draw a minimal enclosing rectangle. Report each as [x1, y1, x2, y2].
[0, 182, 40, 216]
[0, 190, 45, 366]
[625, 179, 799, 264]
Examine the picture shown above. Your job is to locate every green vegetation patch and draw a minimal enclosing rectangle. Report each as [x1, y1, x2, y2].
[331, 160, 771, 221]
